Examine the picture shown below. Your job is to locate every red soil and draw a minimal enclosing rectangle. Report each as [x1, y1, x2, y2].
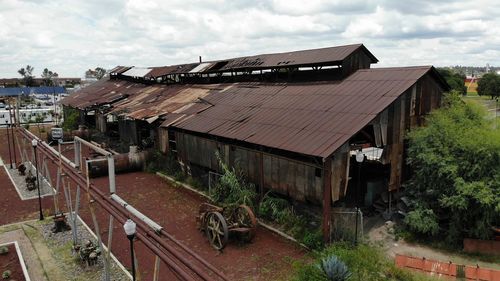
[0, 129, 307, 280]
[0, 244, 26, 281]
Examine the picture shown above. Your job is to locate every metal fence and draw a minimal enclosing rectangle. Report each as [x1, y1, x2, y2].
[331, 208, 363, 243]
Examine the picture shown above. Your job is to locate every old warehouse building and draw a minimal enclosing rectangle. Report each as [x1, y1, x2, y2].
[62, 44, 449, 240]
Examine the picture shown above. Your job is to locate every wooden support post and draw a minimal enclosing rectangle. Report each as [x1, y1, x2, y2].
[259, 151, 265, 199]
[322, 157, 332, 244]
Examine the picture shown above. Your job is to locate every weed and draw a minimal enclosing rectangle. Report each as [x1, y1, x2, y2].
[2, 270, 11, 280]
[0, 246, 8, 255]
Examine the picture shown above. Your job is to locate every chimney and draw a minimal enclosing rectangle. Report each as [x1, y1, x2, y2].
[199, 56, 202, 63]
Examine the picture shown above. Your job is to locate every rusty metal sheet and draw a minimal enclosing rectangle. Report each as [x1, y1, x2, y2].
[144, 64, 199, 78]
[218, 44, 378, 71]
[168, 66, 438, 158]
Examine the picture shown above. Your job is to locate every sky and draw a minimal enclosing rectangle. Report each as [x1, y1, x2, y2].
[0, 0, 499, 78]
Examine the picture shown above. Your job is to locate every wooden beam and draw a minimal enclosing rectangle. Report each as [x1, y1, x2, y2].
[322, 157, 332, 244]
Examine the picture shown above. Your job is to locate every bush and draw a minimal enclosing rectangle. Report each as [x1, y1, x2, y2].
[145, 150, 182, 176]
[62, 107, 79, 131]
[405, 92, 500, 244]
[2, 270, 11, 280]
[292, 243, 437, 281]
[259, 193, 323, 250]
[0, 246, 8, 255]
[404, 208, 439, 236]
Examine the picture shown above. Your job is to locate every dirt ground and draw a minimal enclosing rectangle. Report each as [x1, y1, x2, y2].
[0, 243, 25, 280]
[0, 129, 307, 281]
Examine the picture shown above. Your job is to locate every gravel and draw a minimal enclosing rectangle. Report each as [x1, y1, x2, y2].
[40, 216, 130, 281]
[5, 162, 54, 200]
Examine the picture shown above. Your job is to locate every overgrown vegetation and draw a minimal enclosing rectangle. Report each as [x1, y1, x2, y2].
[404, 92, 500, 245]
[437, 68, 467, 95]
[2, 270, 11, 280]
[209, 152, 323, 249]
[145, 150, 184, 180]
[259, 193, 323, 249]
[210, 152, 257, 207]
[292, 243, 436, 281]
[0, 246, 8, 255]
[62, 107, 79, 131]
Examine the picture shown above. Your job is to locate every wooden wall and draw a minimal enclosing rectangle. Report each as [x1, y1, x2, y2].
[174, 131, 325, 204]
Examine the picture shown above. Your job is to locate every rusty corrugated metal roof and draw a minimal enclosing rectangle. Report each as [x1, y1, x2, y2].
[165, 66, 441, 158]
[144, 64, 199, 78]
[216, 44, 377, 71]
[61, 79, 141, 109]
[109, 66, 132, 75]
[144, 44, 377, 78]
[109, 84, 221, 120]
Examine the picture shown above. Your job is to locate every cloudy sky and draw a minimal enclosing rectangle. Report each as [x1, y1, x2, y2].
[1, 0, 499, 78]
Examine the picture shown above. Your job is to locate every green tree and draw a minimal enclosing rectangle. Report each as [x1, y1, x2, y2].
[18, 65, 35, 86]
[437, 68, 467, 95]
[94, 67, 106, 80]
[404, 93, 500, 244]
[41, 68, 58, 86]
[477, 72, 500, 99]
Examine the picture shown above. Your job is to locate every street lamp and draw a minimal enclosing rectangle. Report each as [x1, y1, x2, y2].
[123, 219, 137, 281]
[5, 121, 13, 169]
[31, 139, 44, 220]
[354, 149, 364, 245]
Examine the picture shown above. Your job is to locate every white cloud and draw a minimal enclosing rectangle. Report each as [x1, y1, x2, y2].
[0, 0, 499, 78]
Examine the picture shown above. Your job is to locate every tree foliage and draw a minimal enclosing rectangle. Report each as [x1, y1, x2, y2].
[41, 68, 58, 86]
[18, 65, 35, 86]
[94, 67, 106, 80]
[405, 93, 500, 244]
[437, 68, 467, 95]
[477, 72, 500, 99]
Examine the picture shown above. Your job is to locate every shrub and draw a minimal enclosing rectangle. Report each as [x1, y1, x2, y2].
[0, 246, 8, 255]
[2, 270, 11, 280]
[405, 92, 500, 244]
[293, 243, 438, 281]
[404, 208, 439, 236]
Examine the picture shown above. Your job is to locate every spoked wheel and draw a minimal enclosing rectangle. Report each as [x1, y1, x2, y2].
[206, 212, 229, 250]
[234, 205, 257, 242]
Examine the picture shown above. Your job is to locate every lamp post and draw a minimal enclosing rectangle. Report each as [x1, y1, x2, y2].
[32, 139, 44, 220]
[354, 150, 364, 245]
[123, 219, 137, 281]
[5, 121, 13, 169]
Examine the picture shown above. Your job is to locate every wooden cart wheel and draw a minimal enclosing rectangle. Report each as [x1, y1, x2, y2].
[206, 212, 229, 250]
[235, 205, 257, 242]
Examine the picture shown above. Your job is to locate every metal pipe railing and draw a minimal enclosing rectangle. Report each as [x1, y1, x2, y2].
[18, 128, 227, 281]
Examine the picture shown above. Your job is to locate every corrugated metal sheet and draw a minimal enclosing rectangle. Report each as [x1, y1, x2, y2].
[166, 66, 438, 158]
[217, 44, 378, 71]
[144, 44, 377, 78]
[109, 66, 132, 75]
[121, 67, 152, 78]
[145, 64, 199, 78]
[109, 84, 220, 120]
[61, 79, 140, 109]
